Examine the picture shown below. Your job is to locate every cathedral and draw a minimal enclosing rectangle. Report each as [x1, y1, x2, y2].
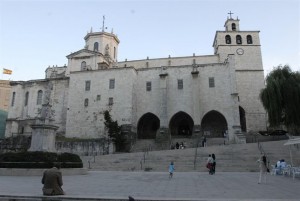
[5, 16, 266, 145]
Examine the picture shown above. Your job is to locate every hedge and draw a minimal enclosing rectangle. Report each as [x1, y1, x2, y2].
[0, 151, 83, 168]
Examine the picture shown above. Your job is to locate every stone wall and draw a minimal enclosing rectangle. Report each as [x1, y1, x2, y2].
[56, 140, 110, 156]
[65, 68, 136, 138]
[5, 78, 69, 137]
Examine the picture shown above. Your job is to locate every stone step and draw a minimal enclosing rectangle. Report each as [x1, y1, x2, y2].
[81, 140, 300, 172]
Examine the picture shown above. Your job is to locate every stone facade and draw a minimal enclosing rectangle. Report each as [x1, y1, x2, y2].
[5, 78, 69, 137]
[5, 17, 266, 145]
[0, 80, 11, 112]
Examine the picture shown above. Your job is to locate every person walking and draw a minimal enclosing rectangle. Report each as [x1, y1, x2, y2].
[203, 137, 207, 147]
[257, 155, 268, 184]
[42, 163, 64, 195]
[212, 153, 216, 174]
[206, 154, 213, 174]
[168, 161, 175, 179]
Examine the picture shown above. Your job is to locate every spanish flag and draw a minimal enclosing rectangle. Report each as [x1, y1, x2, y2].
[3, 68, 12, 75]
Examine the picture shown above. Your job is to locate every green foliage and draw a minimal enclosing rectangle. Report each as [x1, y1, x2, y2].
[0, 151, 83, 168]
[103, 110, 126, 152]
[260, 65, 300, 132]
[56, 136, 105, 143]
[0, 109, 8, 139]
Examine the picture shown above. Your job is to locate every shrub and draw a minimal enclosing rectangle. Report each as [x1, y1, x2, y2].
[0, 151, 83, 168]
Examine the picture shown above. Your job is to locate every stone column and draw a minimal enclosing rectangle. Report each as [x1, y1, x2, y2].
[29, 124, 58, 152]
[29, 81, 59, 152]
[156, 70, 169, 141]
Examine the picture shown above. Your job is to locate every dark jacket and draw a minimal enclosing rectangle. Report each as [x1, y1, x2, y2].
[42, 167, 64, 195]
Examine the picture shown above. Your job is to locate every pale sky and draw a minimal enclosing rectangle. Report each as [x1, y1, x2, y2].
[0, 0, 299, 81]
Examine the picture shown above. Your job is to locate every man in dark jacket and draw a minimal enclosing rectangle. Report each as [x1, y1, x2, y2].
[42, 163, 64, 195]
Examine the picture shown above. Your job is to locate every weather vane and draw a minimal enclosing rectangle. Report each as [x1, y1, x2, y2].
[102, 15, 105, 32]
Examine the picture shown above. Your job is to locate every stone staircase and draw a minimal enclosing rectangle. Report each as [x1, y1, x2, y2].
[81, 140, 300, 172]
[259, 140, 300, 166]
[130, 139, 156, 152]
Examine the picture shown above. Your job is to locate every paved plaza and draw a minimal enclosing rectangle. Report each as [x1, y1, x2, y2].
[0, 171, 300, 201]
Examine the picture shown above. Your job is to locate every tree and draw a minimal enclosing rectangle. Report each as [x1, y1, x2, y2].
[260, 65, 300, 134]
[103, 110, 126, 151]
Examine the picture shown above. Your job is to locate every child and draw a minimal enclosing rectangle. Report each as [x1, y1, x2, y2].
[169, 161, 175, 178]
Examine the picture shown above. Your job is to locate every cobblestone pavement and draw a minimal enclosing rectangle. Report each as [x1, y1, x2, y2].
[0, 171, 300, 201]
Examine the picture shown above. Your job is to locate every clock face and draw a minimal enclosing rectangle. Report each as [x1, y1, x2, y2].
[236, 48, 244, 55]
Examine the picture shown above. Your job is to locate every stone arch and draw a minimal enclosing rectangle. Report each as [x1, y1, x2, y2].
[93, 42, 99, 51]
[236, 35, 242, 44]
[169, 111, 194, 136]
[201, 110, 228, 137]
[137, 113, 160, 139]
[239, 106, 247, 132]
[247, 35, 253, 44]
[225, 35, 231, 44]
[232, 23, 236, 31]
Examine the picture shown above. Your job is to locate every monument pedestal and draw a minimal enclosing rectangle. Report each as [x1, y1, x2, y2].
[29, 124, 58, 152]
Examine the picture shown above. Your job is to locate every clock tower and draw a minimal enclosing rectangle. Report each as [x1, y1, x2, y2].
[212, 13, 266, 132]
[213, 14, 263, 71]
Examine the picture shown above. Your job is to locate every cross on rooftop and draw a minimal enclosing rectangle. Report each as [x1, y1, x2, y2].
[228, 11, 234, 19]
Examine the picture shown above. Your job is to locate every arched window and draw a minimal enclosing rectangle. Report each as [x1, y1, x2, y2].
[232, 23, 236, 31]
[37, 90, 43, 105]
[84, 98, 89, 107]
[225, 35, 231, 44]
[114, 47, 116, 59]
[25, 92, 29, 106]
[93, 42, 99, 51]
[11, 92, 16, 106]
[247, 35, 253, 44]
[105, 44, 109, 56]
[81, 61, 86, 70]
[236, 35, 242, 44]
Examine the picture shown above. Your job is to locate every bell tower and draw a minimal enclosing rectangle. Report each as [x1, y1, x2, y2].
[213, 13, 263, 71]
[84, 30, 119, 63]
[224, 11, 240, 32]
[212, 13, 266, 132]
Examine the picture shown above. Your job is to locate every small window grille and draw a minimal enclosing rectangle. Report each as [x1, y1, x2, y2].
[96, 95, 101, 101]
[84, 98, 89, 107]
[85, 81, 91, 91]
[109, 79, 115, 89]
[178, 79, 183, 89]
[108, 97, 114, 105]
[209, 77, 215, 88]
[146, 82, 151, 91]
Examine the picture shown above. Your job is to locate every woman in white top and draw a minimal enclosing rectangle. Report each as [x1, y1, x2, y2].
[257, 155, 268, 184]
[207, 154, 214, 175]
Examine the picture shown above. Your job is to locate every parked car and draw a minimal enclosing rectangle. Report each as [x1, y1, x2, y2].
[269, 130, 287, 136]
[258, 130, 287, 136]
[258, 131, 270, 136]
